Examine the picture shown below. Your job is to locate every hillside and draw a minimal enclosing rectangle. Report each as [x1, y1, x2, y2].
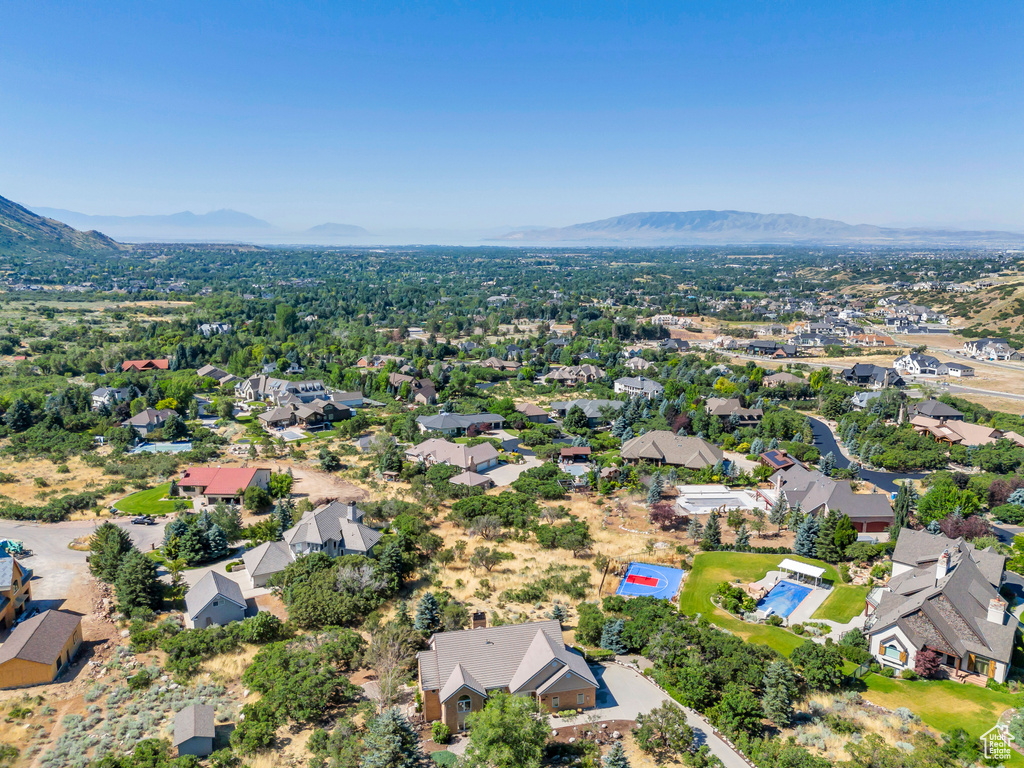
[0, 195, 125, 255]
[500, 210, 1024, 246]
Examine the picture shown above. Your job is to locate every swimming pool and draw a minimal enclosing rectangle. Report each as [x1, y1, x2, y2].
[756, 580, 813, 618]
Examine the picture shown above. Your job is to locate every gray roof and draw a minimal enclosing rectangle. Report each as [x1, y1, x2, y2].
[891, 528, 1004, 587]
[620, 432, 722, 468]
[550, 399, 625, 419]
[0, 557, 26, 591]
[449, 471, 493, 488]
[772, 465, 893, 522]
[184, 571, 246, 617]
[283, 501, 383, 554]
[417, 620, 597, 703]
[243, 540, 293, 578]
[911, 399, 964, 419]
[0, 609, 80, 666]
[416, 412, 506, 431]
[406, 438, 498, 470]
[174, 704, 216, 746]
[871, 535, 1015, 665]
[614, 376, 664, 396]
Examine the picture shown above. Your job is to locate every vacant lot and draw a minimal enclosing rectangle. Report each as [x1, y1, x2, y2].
[115, 483, 178, 516]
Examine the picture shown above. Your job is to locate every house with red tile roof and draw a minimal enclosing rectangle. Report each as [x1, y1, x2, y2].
[178, 467, 271, 505]
[121, 358, 170, 372]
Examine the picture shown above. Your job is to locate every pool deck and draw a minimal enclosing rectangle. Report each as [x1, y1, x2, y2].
[754, 570, 831, 624]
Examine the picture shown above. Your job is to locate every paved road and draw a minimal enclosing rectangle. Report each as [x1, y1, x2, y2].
[554, 663, 748, 768]
[805, 416, 922, 495]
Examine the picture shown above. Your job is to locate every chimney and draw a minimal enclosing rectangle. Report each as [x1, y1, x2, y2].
[988, 597, 1007, 625]
[936, 550, 950, 581]
[346, 501, 361, 522]
[472, 611, 487, 629]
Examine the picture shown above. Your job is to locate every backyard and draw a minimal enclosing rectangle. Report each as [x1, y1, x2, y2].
[115, 483, 179, 516]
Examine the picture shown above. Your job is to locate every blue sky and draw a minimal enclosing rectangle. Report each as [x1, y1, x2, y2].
[1, 2, 1022, 233]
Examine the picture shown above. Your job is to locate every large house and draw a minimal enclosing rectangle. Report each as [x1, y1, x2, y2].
[257, 399, 351, 430]
[909, 399, 963, 421]
[910, 416, 1024, 448]
[0, 609, 82, 689]
[197, 322, 232, 337]
[704, 397, 763, 427]
[236, 376, 329, 405]
[514, 403, 549, 423]
[91, 386, 137, 412]
[745, 340, 797, 358]
[416, 413, 505, 437]
[196, 364, 240, 387]
[893, 353, 941, 376]
[840, 364, 904, 390]
[549, 399, 625, 428]
[770, 464, 893, 533]
[0, 557, 31, 629]
[405, 438, 499, 473]
[121, 359, 169, 372]
[963, 338, 1018, 361]
[184, 571, 247, 629]
[613, 376, 664, 400]
[762, 372, 804, 388]
[417, 620, 598, 732]
[542, 364, 604, 386]
[620, 432, 723, 469]
[121, 408, 178, 437]
[243, 501, 382, 588]
[178, 467, 271, 505]
[936, 362, 974, 377]
[865, 530, 1013, 683]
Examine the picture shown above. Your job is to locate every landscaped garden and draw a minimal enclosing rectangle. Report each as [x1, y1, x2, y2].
[114, 483, 179, 516]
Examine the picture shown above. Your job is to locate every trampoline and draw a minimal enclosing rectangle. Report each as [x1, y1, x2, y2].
[615, 561, 685, 600]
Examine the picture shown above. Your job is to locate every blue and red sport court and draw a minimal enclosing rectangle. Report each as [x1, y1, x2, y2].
[615, 561, 686, 600]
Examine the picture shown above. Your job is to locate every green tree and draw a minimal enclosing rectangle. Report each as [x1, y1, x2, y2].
[768, 496, 788, 532]
[114, 549, 161, 613]
[701, 511, 721, 549]
[319, 447, 343, 472]
[414, 593, 441, 634]
[603, 742, 630, 768]
[359, 707, 430, 768]
[791, 640, 844, 691]
[646, 474, 664, 507]
[687, 516, 702, 542]
[244, 485, 272, 512]
[633, 701, 694, 759]
[562, 404, 590, 433]
[712, 683, 764, 738]
[794, 514, 819, 558]
[815, 510, 842, 563]
[834, 514, 857, 555]
[892, 482, 917, 532]
[462, 692, 549, 768]
[3, 399, 32, 432]
[761, 660, 796, 727]
[268, 472, 294, 498]
[88, 522, 134, 583]
[206, 524, 229, 560]
[600, 619, 627, 654]
[734, 523, 750, 548]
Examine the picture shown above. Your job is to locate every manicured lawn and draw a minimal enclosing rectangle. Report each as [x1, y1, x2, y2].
[812, 584, 870, 622]
[115, 483, 178, 516]
[858, 672, 1024, 764]
[678, 551, 840, 656]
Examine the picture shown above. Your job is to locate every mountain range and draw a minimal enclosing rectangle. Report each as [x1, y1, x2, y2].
[0, 195, 125, 254]
[499, 210, 1024, 246]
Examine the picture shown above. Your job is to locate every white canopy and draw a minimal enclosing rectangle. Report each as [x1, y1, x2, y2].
[779, 558, 825, 584]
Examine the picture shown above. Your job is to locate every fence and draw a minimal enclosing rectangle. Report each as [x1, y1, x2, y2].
[851, 660, 872, 679]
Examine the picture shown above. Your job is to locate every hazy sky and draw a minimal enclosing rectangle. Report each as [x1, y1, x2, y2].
[2, 2, 1022, 232]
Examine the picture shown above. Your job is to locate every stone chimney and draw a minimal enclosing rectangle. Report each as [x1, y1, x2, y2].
[936, 550, 950, 581]
[988, 597, 1007, 625]
[346, 501, 361, 522]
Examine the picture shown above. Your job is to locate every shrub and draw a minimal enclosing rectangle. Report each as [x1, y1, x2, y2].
[431, 721, 451, 744]
[791, 624, 804, 635]
[766, 615, 783, 627]
[127, 670, 152, 690]
[881, 667, 894, 678]
[899, 669, 917, 680]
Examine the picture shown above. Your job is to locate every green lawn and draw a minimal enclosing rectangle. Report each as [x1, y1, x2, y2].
[812, 584, 870, 622]
[857, 672, 1024, 765]
[115, 483, 178, 516]
[678, 551, 841, 656]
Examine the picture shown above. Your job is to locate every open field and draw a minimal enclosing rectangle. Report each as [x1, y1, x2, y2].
[115, 482, 178, 516]
[811, 584, 869, 622]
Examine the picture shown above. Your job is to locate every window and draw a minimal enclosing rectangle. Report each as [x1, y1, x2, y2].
[884, 645, 902, 660]
[457, 696, 472, 713]
[577, 693, 585, 706]
[212, 601, 219, 607]
[552, 696, 559, 708]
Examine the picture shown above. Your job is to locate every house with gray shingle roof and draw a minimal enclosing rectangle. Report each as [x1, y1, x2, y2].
[417, 619, 598, 732]
[174, 704, 216, 757]
[0, 609, 82, 689]
[416, 412, 505, 437]
[620, 432, 722, 469]
[613, 376, 664, 399]
[242, 541, 293, 589]
[865, 529, 1013, 683]
[184, 571, 246, 629]
[549, 399, 624, 427]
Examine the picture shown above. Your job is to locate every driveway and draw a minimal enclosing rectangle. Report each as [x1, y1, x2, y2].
[0, 517, 167, 601]
[482, 454, 543, 487]
[553, 663, 748, 768]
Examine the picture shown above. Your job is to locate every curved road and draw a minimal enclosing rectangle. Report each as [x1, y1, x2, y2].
[805, 415, 923, 495]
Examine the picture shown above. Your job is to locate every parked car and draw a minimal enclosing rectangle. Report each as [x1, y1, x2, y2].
[131, 515, 156, 525]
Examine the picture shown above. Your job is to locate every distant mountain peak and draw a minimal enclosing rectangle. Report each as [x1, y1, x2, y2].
[0, 194, 125, 253]
[499, 210, 1024, 246]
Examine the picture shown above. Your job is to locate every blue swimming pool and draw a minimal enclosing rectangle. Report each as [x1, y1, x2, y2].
[756, 580, 813, 618]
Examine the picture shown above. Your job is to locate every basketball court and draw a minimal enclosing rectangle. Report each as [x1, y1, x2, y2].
[614, 561, 685, 600]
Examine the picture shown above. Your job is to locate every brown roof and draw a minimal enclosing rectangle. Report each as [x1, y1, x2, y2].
[560, 447, 591, 457]
[0, 609, 81, 666]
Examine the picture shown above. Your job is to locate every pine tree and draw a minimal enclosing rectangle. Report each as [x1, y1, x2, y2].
[768, 497, 788, 532]
[395, 601, 413, 628]
[687, 516, 703, 543]
[787, 503, 803, 531]
[815, 510, 842, 562]
[892, 482, 917, 529]
[600, 619, 627, 654]
[701, 512, 722, 549]
[89, 522, 135, 583]
[735, 523, 750, 548]
[114, 549, 161, 614]
[833, 515, 857, 555]
[646, 475, 664, 507]
[603, 742, 631, 768]
[414, 593, 441, 634]
[794, 514, 820, 557]
[360, 707, 431, 768]
[818, 451, 836, 477]
[761, 660, 796, 727]
[205, 524, 229, 560]
[275, 499, 294, 536]
[548, 603, 568, 625]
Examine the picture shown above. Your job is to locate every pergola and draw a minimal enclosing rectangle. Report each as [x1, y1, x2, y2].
[779, 558, 825, 587]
